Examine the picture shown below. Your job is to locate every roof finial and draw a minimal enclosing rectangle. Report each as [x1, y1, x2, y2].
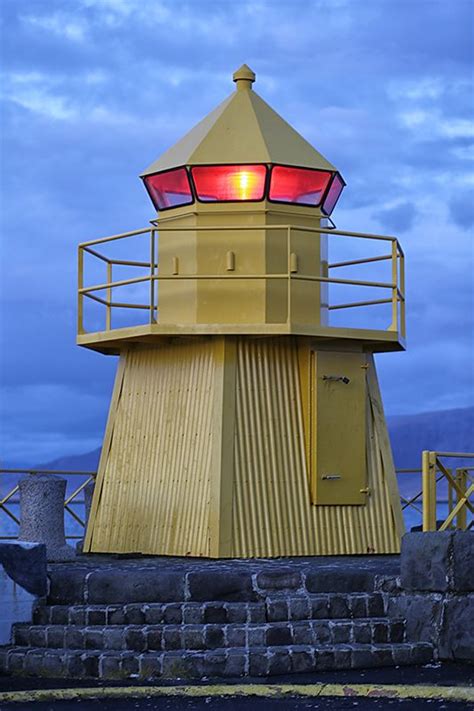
[233, 64, 256, 91]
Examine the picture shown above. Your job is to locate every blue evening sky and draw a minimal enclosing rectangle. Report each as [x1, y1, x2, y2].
[0, 0, 473, 466]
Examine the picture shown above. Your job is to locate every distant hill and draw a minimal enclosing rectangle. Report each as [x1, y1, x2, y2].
[35, 449, 101, 472]
[388, 406, 474, 470]
[30, 406, 473, 474]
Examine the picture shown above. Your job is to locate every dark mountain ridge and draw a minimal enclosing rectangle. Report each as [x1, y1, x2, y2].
[28, 406, 473, 473]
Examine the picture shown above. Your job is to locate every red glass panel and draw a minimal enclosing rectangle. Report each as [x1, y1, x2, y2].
[269, 165, 332, 207]
[191, 165, 267, 202]
[144, 168, 193, 210]
[322, 173, 344, 215]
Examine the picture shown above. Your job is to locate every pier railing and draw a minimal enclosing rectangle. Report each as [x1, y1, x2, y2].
[2, 453, 472, 541]
[0, 469, 96, 540]
[397, 451, 474, 532]
[77, 224, 405, 340]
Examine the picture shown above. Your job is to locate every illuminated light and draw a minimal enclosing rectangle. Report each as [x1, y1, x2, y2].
[144, 168, 193, 211]
[269, 165, 332, 207]
[191, 165, 267, 202]
[322, 173, 345, 215]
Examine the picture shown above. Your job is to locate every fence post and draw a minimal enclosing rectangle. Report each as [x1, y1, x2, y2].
[456, 468, 468, 530]
[18, 475, 76, 561]
[389, 239, 398, 332]
[422, 450, 437, 531]
[78, 247, 84, 335]
[106, 262, 112, 331]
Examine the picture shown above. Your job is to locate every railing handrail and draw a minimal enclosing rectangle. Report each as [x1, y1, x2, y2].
[0, 469, 97, 476]
[79, 223, 400, 249]
[78, 223, 405, 339]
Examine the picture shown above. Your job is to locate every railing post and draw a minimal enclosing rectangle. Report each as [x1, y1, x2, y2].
[106, 262, 112, 331]
[389, 239, 398, 332]
[399, 246, 406, 339]
[150, 228, 156, 324]
[77, 247, 84, 335]
[287, 226, 292, 325]
[422, 450, 437, 531]
[456, 468, 468, 530]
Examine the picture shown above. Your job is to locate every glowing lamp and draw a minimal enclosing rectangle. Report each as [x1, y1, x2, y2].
[192, 164, 267, 202]
[144, 167, 193, 211]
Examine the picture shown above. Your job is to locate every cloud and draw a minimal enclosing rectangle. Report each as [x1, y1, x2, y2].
[448, 190, 474, 230]
[21, 11, 88, 42]
[1, 0, 473, 464]
[373, 202, 418, 233]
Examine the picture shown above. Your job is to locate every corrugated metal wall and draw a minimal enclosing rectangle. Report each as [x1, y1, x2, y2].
[232, 338, 400, 556]
[88, 340, 216, 556]
[88, 336, 401, 557]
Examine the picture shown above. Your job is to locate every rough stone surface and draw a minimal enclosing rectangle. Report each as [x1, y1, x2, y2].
[439, 594, 474, 662]
[452, 531, 474, 592]
[401, 531, 474, 593]
[387, 593, 443, 645]
[18, 475, 75, 562]
[401, 532, 452, 592]
[306, 569, 374, 593]
[256, 569, 302, 592]
[86, 570, 186, 604]
[187, 571, 257, 602]
[0, 542, 47, 596]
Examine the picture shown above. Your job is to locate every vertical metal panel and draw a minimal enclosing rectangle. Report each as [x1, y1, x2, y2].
[88, 340, 216, 556]
[232, 338, 400, 556]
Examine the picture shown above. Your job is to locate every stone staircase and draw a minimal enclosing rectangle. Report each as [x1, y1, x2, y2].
[0, 560, 434, 680]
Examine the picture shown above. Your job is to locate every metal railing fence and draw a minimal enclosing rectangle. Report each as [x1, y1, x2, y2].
[2, 453, 471, 541]
[397, 452, 474, 531]
[77, 224, 405, 338]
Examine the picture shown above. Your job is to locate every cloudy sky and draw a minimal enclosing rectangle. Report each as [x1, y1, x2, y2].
[0, 0, 473, 466]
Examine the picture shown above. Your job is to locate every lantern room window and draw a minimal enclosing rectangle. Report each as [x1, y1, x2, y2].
[322, 173, 345, 215]
[269, 165, 332, 207]
[144, 168, 194, 211]
[191, 164, 267, 202]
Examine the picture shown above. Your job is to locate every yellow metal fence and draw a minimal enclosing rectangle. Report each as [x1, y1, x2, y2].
[77, 224, 405, 338]
[0, 470, 96, 540]
[2, 452, 472, 541]
[397, 451, 474, 532]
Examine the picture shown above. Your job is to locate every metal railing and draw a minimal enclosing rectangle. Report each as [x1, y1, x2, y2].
[78, 224, 405, 338]
[2, 455, 471, 540]
[0, 469, 96, 540]
[397, 451, 474, 531]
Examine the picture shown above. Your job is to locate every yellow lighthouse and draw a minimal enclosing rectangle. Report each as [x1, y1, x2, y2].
[82, 65, 406, 558]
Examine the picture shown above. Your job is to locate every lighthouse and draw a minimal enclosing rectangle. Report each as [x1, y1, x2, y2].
[81, 65, 406, 557]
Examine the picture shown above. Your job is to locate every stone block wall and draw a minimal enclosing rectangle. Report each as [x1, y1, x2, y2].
[387, 531, 474, 663]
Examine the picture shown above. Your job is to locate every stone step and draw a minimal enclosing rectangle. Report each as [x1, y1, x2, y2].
[33, 592, 386, 626]
[0, 642, 434, 680]
[47, 564, 387, 606]
[12, 617, 405, 652]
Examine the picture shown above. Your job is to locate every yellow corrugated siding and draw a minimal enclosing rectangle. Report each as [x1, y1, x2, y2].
[88, 340, 216, 556]
[232, 338, 399, 556]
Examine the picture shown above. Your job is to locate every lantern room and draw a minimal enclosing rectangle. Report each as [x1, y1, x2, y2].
[143, 163, 344, 213]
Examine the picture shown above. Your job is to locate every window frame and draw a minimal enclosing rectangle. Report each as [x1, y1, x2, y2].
[190, 163, 269, 204]
[268, 163, 335, 209]
[321, 172, 346, 216]
[142, 166, 195, 212]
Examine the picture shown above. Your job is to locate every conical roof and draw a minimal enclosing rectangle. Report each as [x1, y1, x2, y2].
[140, 65, 336, 177]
